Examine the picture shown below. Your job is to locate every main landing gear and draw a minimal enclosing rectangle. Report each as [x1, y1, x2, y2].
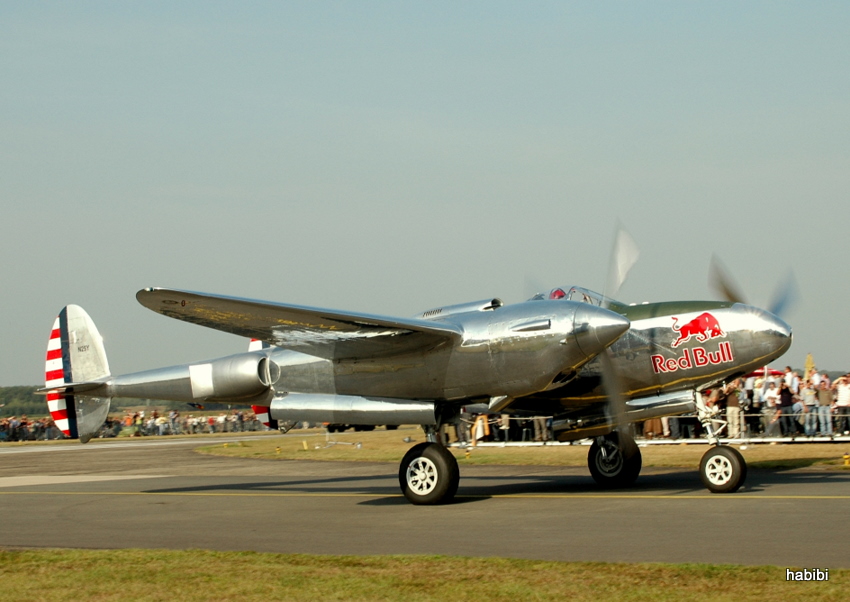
[398, 430, 459, 505]
[587, 431, 642, 488]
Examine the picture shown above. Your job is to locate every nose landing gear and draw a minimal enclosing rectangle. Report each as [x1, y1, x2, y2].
[699, 445, 747, 493]
[587, 431, 642, 488]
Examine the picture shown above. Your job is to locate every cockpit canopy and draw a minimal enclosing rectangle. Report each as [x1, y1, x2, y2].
[529, 286, 609, 307]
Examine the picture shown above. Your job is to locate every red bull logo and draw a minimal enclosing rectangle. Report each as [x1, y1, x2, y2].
[650, 312, 734, 374]
[671, 312, 726, 347]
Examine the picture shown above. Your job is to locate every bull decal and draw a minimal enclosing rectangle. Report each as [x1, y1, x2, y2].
[671, 313, 725, 348]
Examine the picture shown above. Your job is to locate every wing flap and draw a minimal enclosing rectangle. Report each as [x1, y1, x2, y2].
[136, 288, 462, 360]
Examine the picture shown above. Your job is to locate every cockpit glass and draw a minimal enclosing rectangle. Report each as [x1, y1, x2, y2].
[538, 286, 607, 306]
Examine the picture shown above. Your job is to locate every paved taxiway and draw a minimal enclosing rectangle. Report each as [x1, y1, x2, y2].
[1, 435, 848, 567]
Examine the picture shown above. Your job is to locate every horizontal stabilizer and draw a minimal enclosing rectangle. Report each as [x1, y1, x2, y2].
[37, 381, 108, 396]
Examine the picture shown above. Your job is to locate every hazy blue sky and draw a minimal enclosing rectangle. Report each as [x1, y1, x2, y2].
[2, 2, 849, 386]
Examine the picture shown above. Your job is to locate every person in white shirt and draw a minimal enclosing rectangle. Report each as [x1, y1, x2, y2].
[832, 375, 850, 435]
[789, 371, 801, 395]
[801, 380, 818, 437]
[784, 366, 794, 388]
[763, 382, 781, 437]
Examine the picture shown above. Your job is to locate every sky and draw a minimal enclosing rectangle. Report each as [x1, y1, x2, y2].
[2, 2, 849, 386]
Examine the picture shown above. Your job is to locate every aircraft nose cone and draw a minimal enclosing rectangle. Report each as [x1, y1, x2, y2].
[731, 303, 793, 360]
[759, 307, 793, 355]
[572, 305, 631, 358]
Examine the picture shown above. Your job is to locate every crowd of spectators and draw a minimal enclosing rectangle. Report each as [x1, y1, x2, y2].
[0, 415, 58, 442]
[638, 366, 850, 440]
[712, 367, 850, 438]
[0, 409, 272, 442]
[111, 409, 268, 437]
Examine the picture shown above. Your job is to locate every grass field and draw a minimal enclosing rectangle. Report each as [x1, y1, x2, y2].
[4, 432, 847, 600]
[196, 427, 850, 470]
[0, 549, 845, 602]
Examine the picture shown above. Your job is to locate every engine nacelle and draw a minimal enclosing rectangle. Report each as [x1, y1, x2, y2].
[192, 354, 280, 400]
[268, 393, 437, 426]
[107, 353, 278, 402]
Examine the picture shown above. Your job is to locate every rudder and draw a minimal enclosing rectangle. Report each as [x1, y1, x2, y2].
[44, 305, 112, 443]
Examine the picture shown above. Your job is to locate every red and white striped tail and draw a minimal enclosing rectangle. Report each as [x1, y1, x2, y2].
[43, 305, 111, 442]
[45, 315, 74, 437]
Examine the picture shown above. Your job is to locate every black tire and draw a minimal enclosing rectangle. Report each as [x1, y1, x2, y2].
[700, 446, 747, 493]
[399, 442, 460, 505]
[588, 431, 642, 488]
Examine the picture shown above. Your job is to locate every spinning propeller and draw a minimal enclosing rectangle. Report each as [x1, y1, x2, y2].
[709, 255, 799, 320]
[599, 226, 640, 440]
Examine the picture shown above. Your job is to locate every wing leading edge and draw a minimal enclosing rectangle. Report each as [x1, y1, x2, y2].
[136, 288, 462, 361]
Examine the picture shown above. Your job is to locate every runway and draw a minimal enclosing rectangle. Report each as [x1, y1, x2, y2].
[1, 436, 848, 567]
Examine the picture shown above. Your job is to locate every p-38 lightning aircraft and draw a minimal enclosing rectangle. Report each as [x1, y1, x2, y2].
[39, 243, 792, 505]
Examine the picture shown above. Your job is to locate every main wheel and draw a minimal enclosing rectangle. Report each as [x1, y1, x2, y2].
[700, 446, 747, 493]
[399, 442, 460, 505]
[588, 431, 642, 488]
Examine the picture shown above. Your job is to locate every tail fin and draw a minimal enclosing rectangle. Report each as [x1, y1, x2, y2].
[44, 305, 112, 443]
[248, 338, 270, 352]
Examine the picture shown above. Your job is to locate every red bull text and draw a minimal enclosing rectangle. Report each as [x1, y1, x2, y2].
[651, 341, 735, 374]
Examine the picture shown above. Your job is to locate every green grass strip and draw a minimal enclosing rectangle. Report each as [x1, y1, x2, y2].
[0, 549, 846, 601]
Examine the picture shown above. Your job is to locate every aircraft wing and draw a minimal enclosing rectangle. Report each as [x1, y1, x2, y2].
[136, 288, 463, 360]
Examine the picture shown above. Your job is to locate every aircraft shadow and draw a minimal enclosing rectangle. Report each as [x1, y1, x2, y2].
[737, 467, 850, 493]
[145, 473, 399, 495]
[142, 467, 850, 502]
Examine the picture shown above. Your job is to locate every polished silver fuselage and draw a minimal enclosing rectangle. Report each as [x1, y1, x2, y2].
[104, 300, 629, 405]
[79, 288, 791, 440]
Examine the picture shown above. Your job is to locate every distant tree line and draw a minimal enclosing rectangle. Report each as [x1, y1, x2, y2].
[0, 386, 42, 417]
[0, 386, 188, 418]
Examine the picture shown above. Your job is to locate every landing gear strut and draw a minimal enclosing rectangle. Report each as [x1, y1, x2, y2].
[695, 390, 747, 493]
[588, 430, 642, 487]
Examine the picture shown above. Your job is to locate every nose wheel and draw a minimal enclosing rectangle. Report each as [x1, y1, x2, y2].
[399, 442, 460, 505]
[699, 445, 747, 493]
[588, 431, 642, 487]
